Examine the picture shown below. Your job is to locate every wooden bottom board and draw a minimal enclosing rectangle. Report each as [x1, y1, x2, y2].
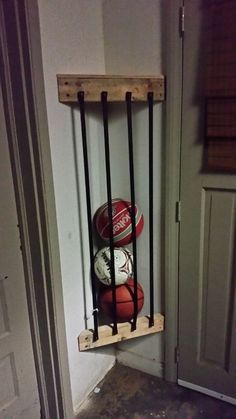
[78, 313, 164, 351]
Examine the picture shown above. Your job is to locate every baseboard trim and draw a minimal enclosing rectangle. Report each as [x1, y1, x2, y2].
[116, 349, 164, 378]
[178, 379, 236, 406]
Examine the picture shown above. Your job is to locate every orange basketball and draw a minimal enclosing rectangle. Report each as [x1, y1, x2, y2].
[99, 278, 144, 322]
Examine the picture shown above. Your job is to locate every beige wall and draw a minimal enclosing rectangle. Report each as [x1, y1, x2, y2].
[37, 0, 163, 411]
[103, 0, 164, 376]
[37, 0, 115, 412]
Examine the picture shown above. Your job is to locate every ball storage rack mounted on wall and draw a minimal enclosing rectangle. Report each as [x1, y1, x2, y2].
[57, 75, 165, 351]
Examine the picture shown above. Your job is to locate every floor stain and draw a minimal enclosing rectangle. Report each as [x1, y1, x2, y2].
[76, 364, 236, 419]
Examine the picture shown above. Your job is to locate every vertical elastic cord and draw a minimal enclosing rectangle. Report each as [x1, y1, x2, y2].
[148, 92, 154, 327]
[101, 91, 118, 334]
[78, 91, 98, 341]
[126, 92, 138, 331]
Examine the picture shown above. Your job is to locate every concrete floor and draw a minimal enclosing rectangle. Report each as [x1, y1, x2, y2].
[77, 363, 236, 419]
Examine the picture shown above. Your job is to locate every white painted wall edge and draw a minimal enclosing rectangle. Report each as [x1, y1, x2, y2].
[74, 358, 116, 415]
[178, 380, 236, 406]
[116, 349, 164, 378]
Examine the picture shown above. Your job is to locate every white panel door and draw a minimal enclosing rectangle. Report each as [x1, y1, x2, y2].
[0, 85, 40, 418]
[178, 0, 236, 404]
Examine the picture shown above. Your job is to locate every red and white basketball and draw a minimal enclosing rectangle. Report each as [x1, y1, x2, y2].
[99, 278, 144, 322]
[94, 198, 144, 246]
[94, 246, 133, 286]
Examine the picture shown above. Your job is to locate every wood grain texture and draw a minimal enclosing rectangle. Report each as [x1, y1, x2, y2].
[205, 0, 236, 98]
[206, 156, 236, 172]
[57, 75, 165, 103]
[78, 313, 164, 351]
[205, 95, 236, 171]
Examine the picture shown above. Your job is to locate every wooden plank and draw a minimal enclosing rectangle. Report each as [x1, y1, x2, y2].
[57, 75, 165, 103]
[208, 142, 236, 157]
[207, 126, 236, 137]
[207, 101, 236, 115]
[206, 64, 236, 79]
[207, 156, 236, 172]
[206, 40, 236, 53]
[207, 114, 236, 127]
[207, 52, 236, 67]
[78, 313, 164, 351]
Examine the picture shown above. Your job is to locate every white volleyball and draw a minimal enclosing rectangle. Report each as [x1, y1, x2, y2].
[94, 247, 133, 286]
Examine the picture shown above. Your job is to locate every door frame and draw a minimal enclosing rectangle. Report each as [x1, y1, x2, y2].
[163, 0, 183, 382]
[0, 0, 183, 413]
[0, 1, 74, 418]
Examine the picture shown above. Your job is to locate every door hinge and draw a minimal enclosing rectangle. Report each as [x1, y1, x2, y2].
[176, 201, 181, 223]
[179, 6, 185, 37]
[175, 347, 180, 363]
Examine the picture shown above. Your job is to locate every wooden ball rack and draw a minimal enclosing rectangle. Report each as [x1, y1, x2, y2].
[57, 75, 165, 351]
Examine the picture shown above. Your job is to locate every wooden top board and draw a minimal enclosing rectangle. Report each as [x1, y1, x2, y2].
[57, 74, 165, 103]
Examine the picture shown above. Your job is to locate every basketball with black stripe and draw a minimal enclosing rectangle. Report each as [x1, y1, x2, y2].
[99, 278, 144, 322]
